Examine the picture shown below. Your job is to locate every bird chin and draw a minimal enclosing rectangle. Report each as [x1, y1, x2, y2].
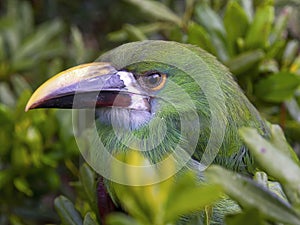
[95, 107, 153, 130]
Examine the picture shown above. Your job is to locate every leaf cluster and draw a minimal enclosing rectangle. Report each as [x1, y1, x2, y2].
[206, 124, 300, 225]
[0, 1, 94, 224]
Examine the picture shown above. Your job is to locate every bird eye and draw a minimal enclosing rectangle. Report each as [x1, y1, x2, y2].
[140, 72, 167, 91]
[147, 73, 161, 85]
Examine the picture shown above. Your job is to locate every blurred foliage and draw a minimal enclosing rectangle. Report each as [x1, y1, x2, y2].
[55, 125, 300, 225]
[55, 154, 224, 225]
[1, 0, 300, 224]
[0, 0, 94, 224]
[0, 90, 77, 224]
[108, 151, 223, 225]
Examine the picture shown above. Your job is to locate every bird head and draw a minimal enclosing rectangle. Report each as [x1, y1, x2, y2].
[26, 41, 266, 177]
[25, 41, 207, 131]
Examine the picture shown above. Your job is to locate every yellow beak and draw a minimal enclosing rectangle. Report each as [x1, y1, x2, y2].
[25, 62, 150, 112]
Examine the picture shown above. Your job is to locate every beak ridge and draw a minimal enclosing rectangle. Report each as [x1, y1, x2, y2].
[25, 62, 151, 112]
[25, 62, 118, 111]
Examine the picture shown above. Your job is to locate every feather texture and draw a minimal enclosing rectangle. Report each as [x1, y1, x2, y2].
[98, 40, 269, 172]
[94, 41, 270, 224]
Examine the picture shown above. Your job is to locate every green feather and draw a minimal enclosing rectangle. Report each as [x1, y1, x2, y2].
[93, 40, 270, 223]
[98, 40, 269, 172]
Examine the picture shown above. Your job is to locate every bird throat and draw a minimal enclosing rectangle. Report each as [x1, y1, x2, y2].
[96, 107, 154, 131]
[95, 109, 183, 164]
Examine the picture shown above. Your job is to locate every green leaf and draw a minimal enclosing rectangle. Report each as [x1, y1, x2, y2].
[0, 35, 7, 62]
[166, 172, 198, 202]
[224, 1, 249, 55]
[194, 3, 228, 61]
[254, 72, 300, 102]
[0, 127, 13, 158]
[253, 171, 268, 188]
[112, 183, 152, 224]
[182, 0, 195, 26]
[258, 59, 279, 73]
[269, 7, 292, 45]
[79, 164, 98, 214]
[25, 126, 43, 167]
[206, 166, 300, 224]
[165, 184, 222, 222]
[282, 40, 299, 68]
[106, 213, 140, 225]
[239, 127, 300, 181]
[268, 124, 299, 163]
[168, 26, 184, 42]
[240, 0, 254, 22]
[226, 49, 265, 75]
[124, 0, 181, 25]
[194, 3, 226, 38]
[286, 98, 300, 124]
[291, 54, 300, 74]
[83, 212, 99, 225]
[245, 3, 274, 49]
[0, 82, 16, 106]
[45, 58, 64, 80]
[2, 23, 20, 55]
[210, 33, 230, 62]
[10, 75, 32, 97]
[11, 40, 65, 72]
[44, 170, 60, 190]
[108, 22, 169, 42]
[225, 209, 265, 225]
[254, 171, 288, 201]
[107, 30, 129, 42]
[14, 177, 33, 196]
[56, 110, 74, 140]
[12, 146, 31, 168]
[239, 127, 300, 196]
[0, 103, 13, 124]
[265, 39, 285, 59]
[15, 90, 31, 116]
[0, 170, 11, 190]
[54, 196, 83, 225]
[12, 19, 63, 62]
[123, 24, 147, 41]
[187, 22, 215, 54]
[70, 26, 89, 64]
[19, 1, 34, 36]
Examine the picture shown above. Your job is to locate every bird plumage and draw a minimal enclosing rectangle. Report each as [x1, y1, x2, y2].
[26, 40, 270, 224]
[98, 40, 269, 172]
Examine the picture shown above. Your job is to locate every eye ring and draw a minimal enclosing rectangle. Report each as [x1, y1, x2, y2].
[140, 72, 167, 91]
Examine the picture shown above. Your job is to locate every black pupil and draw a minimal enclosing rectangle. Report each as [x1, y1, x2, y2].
[148, 73, 161, 85]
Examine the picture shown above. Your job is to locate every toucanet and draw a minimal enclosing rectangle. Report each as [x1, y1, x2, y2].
[26, 41, 269, 224]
